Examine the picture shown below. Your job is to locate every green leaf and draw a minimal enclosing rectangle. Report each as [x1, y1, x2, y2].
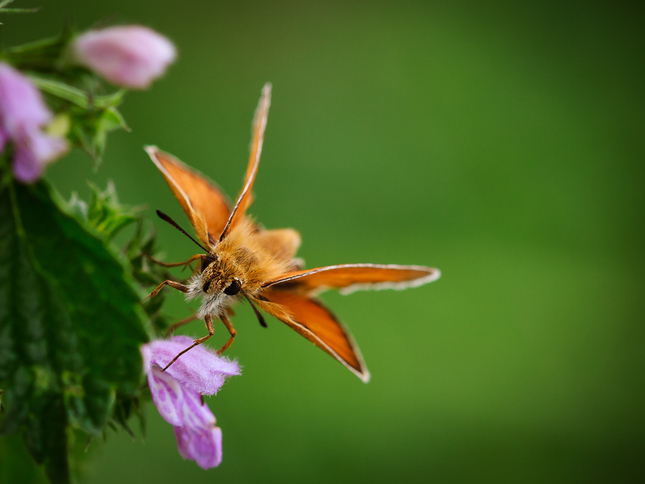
[27, 76, 126, 111]
[0, 176, 149, 483]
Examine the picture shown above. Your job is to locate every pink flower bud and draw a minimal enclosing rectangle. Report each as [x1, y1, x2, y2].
[0, 63, 68, 183]
[72, 26, 176, 89]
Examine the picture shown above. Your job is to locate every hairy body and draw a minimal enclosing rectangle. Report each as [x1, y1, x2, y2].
[187, 220, 301, 319]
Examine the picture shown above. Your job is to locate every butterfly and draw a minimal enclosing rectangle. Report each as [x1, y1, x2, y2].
[145, 83, 440, 382]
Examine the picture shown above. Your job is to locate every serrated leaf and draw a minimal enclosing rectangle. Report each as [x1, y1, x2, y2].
[0, 177, 149, 483]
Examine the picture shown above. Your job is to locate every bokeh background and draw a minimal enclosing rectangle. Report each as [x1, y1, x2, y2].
[4, 1, 644, 482]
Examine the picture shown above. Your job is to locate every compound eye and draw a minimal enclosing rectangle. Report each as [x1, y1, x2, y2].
[224, 279, 241, 296]
[201, 254, 217, 272]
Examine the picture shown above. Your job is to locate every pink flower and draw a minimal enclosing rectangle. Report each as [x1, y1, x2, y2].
[0, 63, 68, 183]
[141, 336, 241, 469]
[72, 26, 176, 89]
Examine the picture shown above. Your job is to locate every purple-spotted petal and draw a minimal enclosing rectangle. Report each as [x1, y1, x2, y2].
[147, 366, 184, 426]
[174, 423, 223, 469]
[150, 375, 224, 469]
[172, 385, 223, 469]
[142, 337, 239, 469]
[142, 336, 241, 395]
[180, 380, 216, 429]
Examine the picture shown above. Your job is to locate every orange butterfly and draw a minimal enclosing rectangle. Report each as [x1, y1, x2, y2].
[146, 84, 440, 382]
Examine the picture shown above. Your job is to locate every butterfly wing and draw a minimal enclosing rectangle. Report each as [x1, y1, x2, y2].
[263, 263, 441, 295]
[146, 146, 232, 246]
[253, 228, 301, 266]
[219, 83, 272, 240]
[256, 264, 438, 381]
[256, 290, 370, 382]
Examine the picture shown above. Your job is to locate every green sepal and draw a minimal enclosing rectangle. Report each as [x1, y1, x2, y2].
[27, 76, 125, 111]
[80, 181, 138, 240]
[25, 75, 128, 165]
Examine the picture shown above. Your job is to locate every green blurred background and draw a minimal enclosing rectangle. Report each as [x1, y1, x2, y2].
[4, 0, 644, 482]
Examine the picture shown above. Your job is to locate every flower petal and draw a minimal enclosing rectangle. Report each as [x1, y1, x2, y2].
[147, 366, 184, 426]
[0, 62, 69, 183]
[142, 336, 241, 395]
[164, 374, 223, 469]
[0, 63, 51, 136]
[12, 143, 41, 183]
[174, 424, 223, 470]
[12, 131, 68, 183]
[142, 337, 238, 469]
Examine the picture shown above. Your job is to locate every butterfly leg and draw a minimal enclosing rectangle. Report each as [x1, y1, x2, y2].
[216, 312, 237, 355]
[166, 313, 198, 335]
[145, 253, 203, 270]
[148, 280, 189, 299]
[162, 314, 215, 371]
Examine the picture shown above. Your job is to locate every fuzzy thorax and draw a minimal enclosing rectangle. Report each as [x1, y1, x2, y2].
[185, 273, 227, 319]
[184, 218, 301, 320]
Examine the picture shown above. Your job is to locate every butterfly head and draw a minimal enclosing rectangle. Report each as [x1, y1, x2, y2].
[186, 253, 245, 318]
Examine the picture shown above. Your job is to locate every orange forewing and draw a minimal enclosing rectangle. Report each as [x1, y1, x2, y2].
[264, 263, 441, 295]
[146, 146, 231, 246]
[219, 83, 272, 240]
[258, 290, 369, 382]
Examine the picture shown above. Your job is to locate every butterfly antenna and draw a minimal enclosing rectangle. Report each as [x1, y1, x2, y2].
[242, 291, 268, 328]
[156, 210, 209, 253]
